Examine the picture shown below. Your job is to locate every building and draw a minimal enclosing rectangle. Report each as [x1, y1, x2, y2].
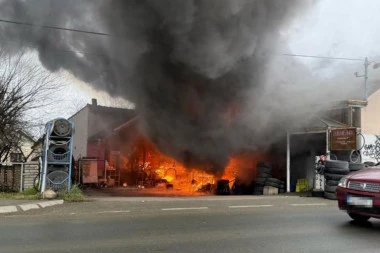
[69, 99, 135, 160]
[0, 130, 38, 165]
[68, 99, 135, 184]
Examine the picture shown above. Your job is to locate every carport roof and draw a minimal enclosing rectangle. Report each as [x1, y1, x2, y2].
[291, 117, 352, 134]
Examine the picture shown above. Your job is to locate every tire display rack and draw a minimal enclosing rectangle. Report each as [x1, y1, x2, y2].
[40, 118, 75, 193]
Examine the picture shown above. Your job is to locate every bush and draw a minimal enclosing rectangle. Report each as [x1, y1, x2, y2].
[59, 185, 85, 202]
[22, 188, 39, 196]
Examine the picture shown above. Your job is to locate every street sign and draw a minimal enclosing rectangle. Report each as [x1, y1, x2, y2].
[330, 128, 357, 150]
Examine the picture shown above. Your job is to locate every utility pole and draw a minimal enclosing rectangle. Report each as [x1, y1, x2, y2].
[356, 57, 375, 101]
[364, 57, 370, 101]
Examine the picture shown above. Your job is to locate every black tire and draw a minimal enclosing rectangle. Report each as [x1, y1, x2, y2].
[348, 212, 370, 222]
[326, 180, 339, 186]
[324, 167, 349, 175]
[324, 191, 337, 200]
[324, 173, 344, 181]
[350, 150, 362, 163]
[255, 177, 266, 185]
[264, 181, 280, 188]
[257, 162, 271, 169]
[257, 172, 271, 178]
[325, 184, 337, 193]
[349, 163, 365, 171]
[364, 161, 376, 167]
[266, 178, 282, 185]
[325, 160, 349, 169]
[257, 167, 271, 174]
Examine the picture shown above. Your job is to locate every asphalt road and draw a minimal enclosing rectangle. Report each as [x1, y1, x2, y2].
[1, 196, 380, 253]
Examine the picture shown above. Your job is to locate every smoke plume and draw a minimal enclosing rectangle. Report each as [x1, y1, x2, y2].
[0, 0, 315, 173]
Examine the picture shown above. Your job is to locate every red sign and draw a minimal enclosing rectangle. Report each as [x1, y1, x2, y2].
[330, 128, 357, 150]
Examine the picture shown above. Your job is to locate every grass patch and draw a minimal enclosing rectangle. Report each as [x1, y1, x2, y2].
[58, 185, 86, 202]
[0, 188, 41, 200]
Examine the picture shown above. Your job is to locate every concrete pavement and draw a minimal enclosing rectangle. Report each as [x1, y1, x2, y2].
[0, 199, 64, 214]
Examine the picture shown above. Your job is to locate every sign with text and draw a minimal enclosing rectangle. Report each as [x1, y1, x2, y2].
[330, 128, 357, 150]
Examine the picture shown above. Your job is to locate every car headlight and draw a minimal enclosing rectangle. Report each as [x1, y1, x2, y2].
[338, 177, 348, 188]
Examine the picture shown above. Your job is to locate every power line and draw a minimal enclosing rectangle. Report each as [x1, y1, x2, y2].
[0, 18, 112, 37]
[0, 39, 110, 59]
[282, 53, 363, 61]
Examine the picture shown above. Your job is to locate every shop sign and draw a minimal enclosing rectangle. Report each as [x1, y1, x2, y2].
[330, 128, 357, 150]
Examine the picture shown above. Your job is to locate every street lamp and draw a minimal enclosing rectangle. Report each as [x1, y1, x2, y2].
[354, 57, 380, 101]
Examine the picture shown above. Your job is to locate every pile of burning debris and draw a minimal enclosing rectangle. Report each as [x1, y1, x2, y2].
[195, 162, 286, 196]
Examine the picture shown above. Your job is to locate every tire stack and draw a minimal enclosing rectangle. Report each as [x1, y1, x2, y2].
[324, 160, 349, 200]
[264, 178, 284, 192]
[253, 162, 272, 195]
[349, 162, 365, 172]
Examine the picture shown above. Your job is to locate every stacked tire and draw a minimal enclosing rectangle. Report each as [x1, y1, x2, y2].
[264, 178, 285, 193]
[349, 162, 365, 172]
[254, 162, 272, 195]
[324, 160, 349, 200]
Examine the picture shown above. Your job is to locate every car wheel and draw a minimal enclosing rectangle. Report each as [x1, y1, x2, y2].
[348, 212, 370, 222]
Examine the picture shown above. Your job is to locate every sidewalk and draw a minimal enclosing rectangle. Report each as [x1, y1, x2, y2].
[0, 199, 64, 214]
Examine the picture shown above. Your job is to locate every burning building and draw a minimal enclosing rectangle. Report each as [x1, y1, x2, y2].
[69, 104, 286, 196]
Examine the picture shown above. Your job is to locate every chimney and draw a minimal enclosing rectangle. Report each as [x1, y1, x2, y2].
[91, 98, 98, 107]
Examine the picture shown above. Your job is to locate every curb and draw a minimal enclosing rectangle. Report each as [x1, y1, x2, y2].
[0, 200, 64, 214]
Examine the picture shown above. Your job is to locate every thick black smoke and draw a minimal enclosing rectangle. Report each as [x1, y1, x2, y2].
[0, 0, 314, 173]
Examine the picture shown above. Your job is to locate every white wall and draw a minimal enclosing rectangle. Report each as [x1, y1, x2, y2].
[361, 89, 380, 134]
[69, 106, 89, 160]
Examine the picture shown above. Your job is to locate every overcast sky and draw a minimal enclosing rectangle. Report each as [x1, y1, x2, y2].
[287, 0, 380, 76]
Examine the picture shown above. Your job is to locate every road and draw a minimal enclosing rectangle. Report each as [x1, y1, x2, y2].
[0, 195, 379, 253]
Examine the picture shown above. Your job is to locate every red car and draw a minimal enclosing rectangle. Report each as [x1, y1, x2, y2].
[336, 167, 380, 222]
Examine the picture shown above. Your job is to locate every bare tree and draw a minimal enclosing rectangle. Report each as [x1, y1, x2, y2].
[0, 50, 61, 162]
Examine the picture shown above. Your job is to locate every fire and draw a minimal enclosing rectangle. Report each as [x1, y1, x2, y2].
[109, 136, 271, 195]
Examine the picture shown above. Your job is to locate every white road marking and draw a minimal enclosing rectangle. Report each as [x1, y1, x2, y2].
[96, 210, 130, 214]
[290, 203, 327, 206]
[228, 205, 273, 209]
[161, 207, 209, 211]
